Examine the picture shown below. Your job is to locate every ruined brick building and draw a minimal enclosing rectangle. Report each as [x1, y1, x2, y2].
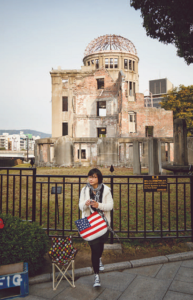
[35, 34, 173, 167]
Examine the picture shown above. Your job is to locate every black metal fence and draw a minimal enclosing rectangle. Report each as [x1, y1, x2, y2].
[0, 167, 193, 243]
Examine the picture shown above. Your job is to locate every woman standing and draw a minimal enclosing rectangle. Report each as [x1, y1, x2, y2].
[79, 168, 114, 287]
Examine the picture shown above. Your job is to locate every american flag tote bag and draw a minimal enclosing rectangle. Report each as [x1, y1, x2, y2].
[75, 211, 108, 241]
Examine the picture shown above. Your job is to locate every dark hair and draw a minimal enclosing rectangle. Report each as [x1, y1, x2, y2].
[88, 168, 103, 184]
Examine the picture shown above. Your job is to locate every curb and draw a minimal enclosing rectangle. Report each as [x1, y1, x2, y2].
[29, 251, 193, 285]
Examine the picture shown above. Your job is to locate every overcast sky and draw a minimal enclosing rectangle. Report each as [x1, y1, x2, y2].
[1, 0, 193, 134]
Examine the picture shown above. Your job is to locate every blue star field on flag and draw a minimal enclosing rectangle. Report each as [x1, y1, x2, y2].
[75, 217, 91, 231]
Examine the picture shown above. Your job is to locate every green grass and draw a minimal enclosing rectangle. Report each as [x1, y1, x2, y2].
[0, 166, 192, 240]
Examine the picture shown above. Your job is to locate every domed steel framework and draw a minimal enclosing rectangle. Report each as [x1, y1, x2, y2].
[84, 34, 137, 57]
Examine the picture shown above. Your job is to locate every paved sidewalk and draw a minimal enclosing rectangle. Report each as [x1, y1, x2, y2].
[17, 252, 193, 300]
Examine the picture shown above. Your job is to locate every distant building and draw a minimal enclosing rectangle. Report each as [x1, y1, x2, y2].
[0, 131, 40, 151]
[35, 34, 173, 167]
[145, 78, 173, 108]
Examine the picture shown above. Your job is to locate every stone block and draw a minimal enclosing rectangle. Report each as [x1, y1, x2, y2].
[104, 243, 122, 254]
[155, 261, 182, 280]
[169, 280, 193, 295]
[124, 264, 162, 277]
[29, 273, 51, 285]
[100, 262, 131, 273]
[130, 256, 168, 268]
[119, 275, 171, 300]
[166, 251, 193, 262]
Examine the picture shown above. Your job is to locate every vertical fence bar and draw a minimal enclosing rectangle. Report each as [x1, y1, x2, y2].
[6, 169, 9, 214]
[32, 168, 36, 222]
[160, 192, 163, 238]
[176, 178, 179, 238]
[26, 176, 28, 220]
[119, 184, 121, 232]
[110, 175, 114, 244]
[47, 177, 50, 236]
[19, 169, 22, 217]
[184, 183, 186, 231]
[40, 183, 42, 226]
[190, 176, 193, 243]
[144, 191, 146, 238]
[55, 183, 57, 230]
[78, 177, 81, 220]
[71, 183, 73, 230]
[63, 177, 65, 237]
[152, 192, 154, 231]
[13, 175, 15, 216]
[168, 184, 171, 233]
[136, 184, 138, 232]
[0, 175, 2, 212]
[127, 177, 130, 239]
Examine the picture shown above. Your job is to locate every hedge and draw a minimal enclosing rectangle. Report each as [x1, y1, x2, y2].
[0, 213, 50, 276]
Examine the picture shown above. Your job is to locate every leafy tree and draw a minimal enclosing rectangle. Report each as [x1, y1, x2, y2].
[130, 0, 193, 64]
[161, 85, 193, 136]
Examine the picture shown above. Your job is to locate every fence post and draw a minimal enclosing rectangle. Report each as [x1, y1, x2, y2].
[32, 168, 36, 222]
[110, 175, 114, 244]
[191, 175, 193, 243]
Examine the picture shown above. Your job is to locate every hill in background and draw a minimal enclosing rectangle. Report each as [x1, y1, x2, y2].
[0, 129, 51, 139]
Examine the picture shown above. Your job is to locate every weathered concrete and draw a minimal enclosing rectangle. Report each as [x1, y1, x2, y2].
[174, 118, 188, 166]
[130, 256, 168, 268]
[133, 140, 141, 174]
[97, 138, 119, 166]
[148, 138, 159, 175]
[54, 136, 73, 166]
[14, 256, 193, 300]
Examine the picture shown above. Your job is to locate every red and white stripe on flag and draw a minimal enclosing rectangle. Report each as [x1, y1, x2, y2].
[80, 211, 108, 241]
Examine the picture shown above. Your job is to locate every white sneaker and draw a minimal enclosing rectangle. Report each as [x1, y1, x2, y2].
[93, 274, 101, 287]
[99, 258, 104, 271]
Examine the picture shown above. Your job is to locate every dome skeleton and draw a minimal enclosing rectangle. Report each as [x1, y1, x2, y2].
[84, 34, 137, 57]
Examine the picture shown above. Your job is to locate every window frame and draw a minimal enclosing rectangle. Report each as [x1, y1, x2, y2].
[97, 101, 106, 117]
[62, 122, 68, 136]
[97, 78, 104, 89]
[78, 149, 86, 159]
[62, 97, 68, 112]
[124, 59, 128, 69]
[97, 127, 106, 137]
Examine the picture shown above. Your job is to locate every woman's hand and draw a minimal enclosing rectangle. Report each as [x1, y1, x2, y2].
[90, 200, 99, 209]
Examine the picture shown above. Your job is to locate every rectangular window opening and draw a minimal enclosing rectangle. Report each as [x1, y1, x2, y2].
[91, 60, 94, 65]
[129, 112, 136, 133]
[62, 123, 68, 136]
[97, 78, 104, 89]
[129, 60, 132, 70]
[98, 128, 106, 137]
[105, 58, 108, 68]
[145, 126, 154, 137]
[88, 61, 90, 66]
[96, 59, 99, 69]
[114, 58, 118, 68]
[78, 149, 86, 159]
[62, 97, 68, 111]
[124, 59, 128, 69]
[110, 58, 113, 68]
[97, 101, 106, 116]
[129, 82, 132, 96]
[133, 61, 135, 71]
